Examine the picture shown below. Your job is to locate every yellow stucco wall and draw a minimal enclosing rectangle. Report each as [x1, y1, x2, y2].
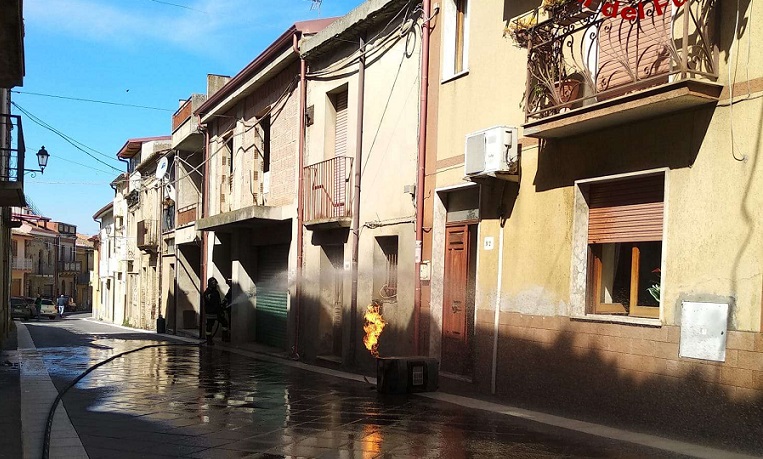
[429, 0, 763, 332]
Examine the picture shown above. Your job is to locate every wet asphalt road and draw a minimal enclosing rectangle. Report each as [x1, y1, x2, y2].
[16, 315, 689, 459]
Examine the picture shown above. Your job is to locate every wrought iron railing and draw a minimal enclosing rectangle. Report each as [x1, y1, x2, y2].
[512, 0, 718, 123]
[0, 114, 25, 184]
[58, 260, 82, 273]
[303, 156, 353, 223]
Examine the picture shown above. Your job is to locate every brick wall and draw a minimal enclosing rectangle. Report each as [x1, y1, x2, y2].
[468, 310, 763, 450]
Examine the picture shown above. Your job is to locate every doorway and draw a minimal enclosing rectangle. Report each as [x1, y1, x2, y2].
[441, 223, 477, 376]
[320, 244, 344, 359]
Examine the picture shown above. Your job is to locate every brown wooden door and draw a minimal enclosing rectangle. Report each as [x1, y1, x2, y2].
[442, 224, 472, 374]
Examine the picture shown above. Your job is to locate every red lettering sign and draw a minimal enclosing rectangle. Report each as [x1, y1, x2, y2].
[577, 0, 686, 19]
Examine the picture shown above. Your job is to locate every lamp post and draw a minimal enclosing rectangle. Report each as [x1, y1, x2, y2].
[24, 146, 50, 176]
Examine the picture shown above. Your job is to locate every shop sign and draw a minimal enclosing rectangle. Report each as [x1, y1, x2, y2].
[577, 0, 687, 20]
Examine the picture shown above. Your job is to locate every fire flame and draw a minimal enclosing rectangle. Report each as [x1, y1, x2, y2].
[363, 302, 386, 358]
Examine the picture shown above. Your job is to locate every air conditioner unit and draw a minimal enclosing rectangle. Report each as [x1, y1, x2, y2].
[464, 126, 520, 181]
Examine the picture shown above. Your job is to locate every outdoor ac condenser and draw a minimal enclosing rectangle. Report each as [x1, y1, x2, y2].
[464, 126, 520, 181]
[376, 357, 439, 394]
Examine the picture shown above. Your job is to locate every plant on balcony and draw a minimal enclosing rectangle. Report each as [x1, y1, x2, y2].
[505, 11, 538, 47]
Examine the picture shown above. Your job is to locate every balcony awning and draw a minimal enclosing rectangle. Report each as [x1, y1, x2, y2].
[196, 205, 292, 233]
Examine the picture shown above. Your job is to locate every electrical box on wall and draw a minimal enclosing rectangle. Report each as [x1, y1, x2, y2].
[419, 261, 431, 281]
[679, 301, 729, 362]
[464, 126, 520, 181]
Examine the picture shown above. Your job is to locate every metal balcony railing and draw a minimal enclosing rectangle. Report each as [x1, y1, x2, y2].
[512, 0, 719, 123]
[0, 114, 25, 185]
[12, 257, 32, 271]
[58, 260, 82, 273]
[303, 156, 353, 223]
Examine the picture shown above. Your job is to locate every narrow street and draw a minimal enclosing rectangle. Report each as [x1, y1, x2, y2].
[0, 314, 720, 459]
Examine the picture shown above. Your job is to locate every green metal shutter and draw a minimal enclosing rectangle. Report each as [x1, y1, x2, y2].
[256, 244, 289, 349]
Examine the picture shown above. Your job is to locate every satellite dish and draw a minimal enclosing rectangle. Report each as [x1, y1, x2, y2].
[165, 184, 176, 201]
[155, 157, 169, 180]
[129, 171, 142, 191]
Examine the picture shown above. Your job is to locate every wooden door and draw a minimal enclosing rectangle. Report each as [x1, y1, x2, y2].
[442, 224, 472, 374]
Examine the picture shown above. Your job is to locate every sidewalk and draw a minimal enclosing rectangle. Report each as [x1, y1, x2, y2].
[8, 317, 761, 458]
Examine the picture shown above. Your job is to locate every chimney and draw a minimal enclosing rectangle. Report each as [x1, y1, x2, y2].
[207, 74, 231, 98]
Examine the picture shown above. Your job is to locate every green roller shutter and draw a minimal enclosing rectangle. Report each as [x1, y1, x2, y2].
[256, 244, 289, 349]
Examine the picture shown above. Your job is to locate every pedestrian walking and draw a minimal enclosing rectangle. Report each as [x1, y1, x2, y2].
[56, 294, 66, 318]
[203, 278, 230, 345]
[34, 294, 42, 320]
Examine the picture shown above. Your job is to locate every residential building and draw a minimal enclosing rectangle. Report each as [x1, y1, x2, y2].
[194, 20, 334, 348]
[10, 223, 32, 297]
[299, 0, 423, 367]
[171, 91, 209, 336]
[56, 221, 79, 299]
[422, 0, 763, 447]
[75, 234, 94, 309]
[93, 202, 116, 323]
[88, 233, 101, 319]
[0, 0, 26, 341]
[116, 137, 171, 329]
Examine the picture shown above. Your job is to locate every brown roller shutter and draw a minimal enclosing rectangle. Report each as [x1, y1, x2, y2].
[597, 2, 672, 97]
[587, 174, 664, 244]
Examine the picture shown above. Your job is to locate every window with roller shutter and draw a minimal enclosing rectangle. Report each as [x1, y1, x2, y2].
[585, 173, 665, 319]
[332, 91, 348, 215]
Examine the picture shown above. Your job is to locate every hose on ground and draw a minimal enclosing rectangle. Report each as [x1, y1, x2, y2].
[42, 342, 201, 459]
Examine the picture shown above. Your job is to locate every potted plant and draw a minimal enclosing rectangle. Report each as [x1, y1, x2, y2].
[505, 12, 538, 47]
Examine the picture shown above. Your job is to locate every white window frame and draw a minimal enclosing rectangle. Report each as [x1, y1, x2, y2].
[441, 0, 470, 82]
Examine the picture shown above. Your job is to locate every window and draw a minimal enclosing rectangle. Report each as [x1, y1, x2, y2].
[585, 174, 664, 319]
[331, 90, 348, 158]
[442, 0, 469, 80]
[11, 240, 18, 257]
[260, 114, 271, 174]
[375, 236, 398, 302]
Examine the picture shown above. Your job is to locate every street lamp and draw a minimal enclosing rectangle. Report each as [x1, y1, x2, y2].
[25, 146, 50, 176]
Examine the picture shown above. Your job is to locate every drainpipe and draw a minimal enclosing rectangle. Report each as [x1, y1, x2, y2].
[491, 221, 505, 394]
[292, 32, 306, 359]
[414, 0, 431, 356]
[350, 34, 366, 366]
[200, 127, 210, 340]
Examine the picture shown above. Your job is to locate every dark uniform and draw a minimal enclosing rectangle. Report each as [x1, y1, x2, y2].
[203, 278, 229, 344]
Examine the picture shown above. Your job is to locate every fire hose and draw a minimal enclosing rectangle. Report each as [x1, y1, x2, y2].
[42, 342, 201, 459]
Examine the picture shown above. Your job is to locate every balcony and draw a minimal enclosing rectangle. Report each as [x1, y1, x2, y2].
[0, 0, 24, 88]
[172, 94, 207, 151]
[303, 156, 353, 230]
[12, 257, 32, 271]
[137, 219, 159, 251]
[514, 0, 721, 139]
[0, 114, 26, 207]
[58, 260, 82, 274]
[177, 203, 198, 228]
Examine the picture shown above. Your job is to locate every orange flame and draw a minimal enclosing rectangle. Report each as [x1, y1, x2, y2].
[363, 302, 386, 357]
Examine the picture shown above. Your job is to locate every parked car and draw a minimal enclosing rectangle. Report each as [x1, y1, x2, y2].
[10, 297, 36, 321]
[39, 298, 58, 320]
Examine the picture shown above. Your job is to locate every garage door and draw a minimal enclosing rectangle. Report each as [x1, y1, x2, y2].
[256, 244, 289, 349]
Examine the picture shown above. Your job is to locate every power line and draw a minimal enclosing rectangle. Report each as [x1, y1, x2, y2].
[11, 90, 174, 113]
[146, 0, 207, 13]
[11, 102, 124, 172]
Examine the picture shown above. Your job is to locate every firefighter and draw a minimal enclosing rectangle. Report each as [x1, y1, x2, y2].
[203, 278, 230, 345]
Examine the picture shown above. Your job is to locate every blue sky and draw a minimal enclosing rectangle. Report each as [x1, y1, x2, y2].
[14, 0, 361, 235]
